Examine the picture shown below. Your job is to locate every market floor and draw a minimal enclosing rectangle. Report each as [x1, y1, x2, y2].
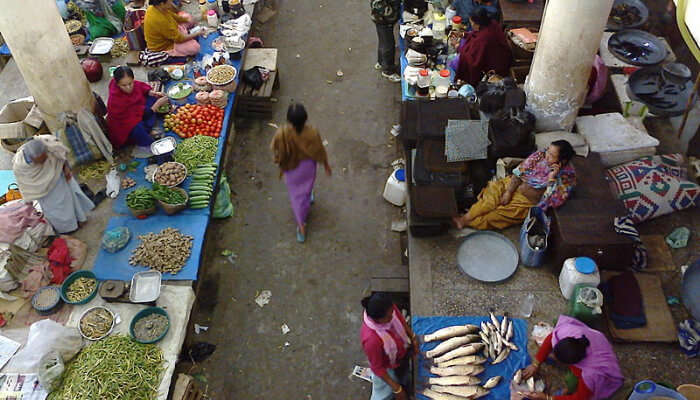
[177, 2, 404, 398]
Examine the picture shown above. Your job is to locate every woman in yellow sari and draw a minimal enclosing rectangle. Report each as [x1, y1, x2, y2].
[453, 140, 576, 230]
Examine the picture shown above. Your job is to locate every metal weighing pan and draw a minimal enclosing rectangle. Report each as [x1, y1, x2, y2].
[607, 0, 649, 31]
[457, 231, 519, 282]
[626, 65, 694, 117]
[608, 29, 667, 66]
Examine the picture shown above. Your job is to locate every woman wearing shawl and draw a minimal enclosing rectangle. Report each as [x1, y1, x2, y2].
[453, 140, 576, 230]
[107, 66, 168, 151]
[451, 7, 511, 86]
[12, 136, 94, 234]
[360, 293, 418, 400]
[521, 315, 624, 400]
[270, 104, 332, 243]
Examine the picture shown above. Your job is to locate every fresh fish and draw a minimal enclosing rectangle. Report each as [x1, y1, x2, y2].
[486, 321, 497, 333]
[480, 321, 490, 335]
[437, 355, 487, 368]
[479, 331, 490, 344]
[513, 369, 522, 385]
[430, 365, 485, 377]
[492, 331, 501, 355]
[434, 343, 485, 363]
[423, 325, 480, 343]
[426, 336, 475, 358]
[483, 376, 502, 389]
[490, 312, 500, 330]
[421, 388, 471, 400]
[493, 348, 510, 364]
[432, 385, 490, 399]
[527, 376, 535, 392]
[428, 375, 481, 386]
[500, 315, 508, 334]
[504, 341, 519, 352]
[506, 320, 514, 341]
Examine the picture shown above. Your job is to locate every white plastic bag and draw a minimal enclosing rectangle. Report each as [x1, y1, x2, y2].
[5, 319, 83, 373]
[106, 168, 120, 199]
[531, 322, 554, 346]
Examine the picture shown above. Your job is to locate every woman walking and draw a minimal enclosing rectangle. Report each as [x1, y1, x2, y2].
[271, 104, 331, 243]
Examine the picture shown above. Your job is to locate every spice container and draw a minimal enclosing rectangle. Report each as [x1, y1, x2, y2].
[78, 306, 116, 341]
[130, 306, 170, 344]
[206, 0, 218, 13]
[207, 9, 219, 27]
[434, 69, 451, 92]
[417, 69, 430, 97]
[432, 12, 447, 41]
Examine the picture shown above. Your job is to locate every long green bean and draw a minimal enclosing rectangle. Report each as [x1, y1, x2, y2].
[173, 136, 218, 173]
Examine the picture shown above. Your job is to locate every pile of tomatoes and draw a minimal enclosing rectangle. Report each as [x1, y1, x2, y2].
[163, 104, 225, 138]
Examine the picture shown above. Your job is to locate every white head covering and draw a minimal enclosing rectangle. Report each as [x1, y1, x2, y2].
[21, 138, 47, 164]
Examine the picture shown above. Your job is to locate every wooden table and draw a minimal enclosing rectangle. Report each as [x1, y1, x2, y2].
[500, 0, 546, 27]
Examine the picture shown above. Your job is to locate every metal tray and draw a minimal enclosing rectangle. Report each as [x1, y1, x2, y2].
[457, 231, 519, 282]
[151, 137, 176, 156]
[89, 37, 114, 55]
[608, 29, 667, 66]
[607, 0, 649, 31]
[129, 270, 162, 303]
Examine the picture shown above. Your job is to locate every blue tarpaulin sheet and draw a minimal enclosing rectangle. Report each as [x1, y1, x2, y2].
[413, 315, 531, 400]
[0, 170, 16, 192]
[92, 214, 208, 281]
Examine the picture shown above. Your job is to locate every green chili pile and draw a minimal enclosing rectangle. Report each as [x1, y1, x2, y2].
[173, 136, 218, 173]
[48, 335, 164, 400]
[126, 187, 155, 210]
[151, 183, 187, 205]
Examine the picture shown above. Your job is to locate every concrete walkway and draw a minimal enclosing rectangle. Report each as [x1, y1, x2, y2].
[180, 1, 404, 397]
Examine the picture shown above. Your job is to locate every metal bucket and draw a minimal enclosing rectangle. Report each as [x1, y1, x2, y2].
[124, 9, 146, 51]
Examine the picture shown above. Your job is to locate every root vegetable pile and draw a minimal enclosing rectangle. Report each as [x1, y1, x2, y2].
[153, 162, 186, 187]
[47, 335, 164, 400]
[163, 104, 224, 138]
[66, 277, 96, 302]
[129, 228, 193, 274]
[173, 135, 219, 172]
[80, 307, 114, 340]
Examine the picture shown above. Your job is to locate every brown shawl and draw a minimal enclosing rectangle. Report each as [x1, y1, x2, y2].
[270, 124, 328, 174]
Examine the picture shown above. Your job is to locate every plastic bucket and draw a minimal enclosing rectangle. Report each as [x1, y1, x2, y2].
[383, 169, 407, 206]
[628, 380, 687, 400]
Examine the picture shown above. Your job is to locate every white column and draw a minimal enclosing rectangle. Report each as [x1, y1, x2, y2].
[0, 0, 94, 132]
[524, 0, 613, 132]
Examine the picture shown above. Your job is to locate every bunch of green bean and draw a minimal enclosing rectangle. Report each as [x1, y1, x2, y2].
[47, 335, 164, 400]
[126, 187, 155, 210]
[173, 136, 219, 173]
[151, 183, 187, 205]
[78, 160, 113, 181]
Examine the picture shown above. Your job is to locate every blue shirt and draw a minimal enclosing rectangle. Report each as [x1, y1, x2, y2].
[453, 0, 500, 28]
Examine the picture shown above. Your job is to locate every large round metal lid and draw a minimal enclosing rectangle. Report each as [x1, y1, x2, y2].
[457, 231, 519, 282]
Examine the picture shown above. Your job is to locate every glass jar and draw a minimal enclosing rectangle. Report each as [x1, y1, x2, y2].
[432, 13, 447, 41]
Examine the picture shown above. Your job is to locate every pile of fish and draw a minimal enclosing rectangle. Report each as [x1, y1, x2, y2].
[512, 368, 536, 393]
[419, 315, 517, 400]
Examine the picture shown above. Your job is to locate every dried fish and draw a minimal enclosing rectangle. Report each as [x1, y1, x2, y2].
[428, 375, 481, 386]
[423, 325, 479, 342]
[421, 388, 470, 400]
[506, 320, 514, 341]
[426, 336, 476, 358]
[430, 365, 485, 377]
[437, 355, 487, 368]
[483, 376, 502, 389]
[432, 385, 490, 399]
[490, 312, 500, 330]
[500, 315, 508, 334]
[434, 343, 485, 363]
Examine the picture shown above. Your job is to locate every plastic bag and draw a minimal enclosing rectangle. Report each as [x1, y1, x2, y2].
[102, 226, 130, 253]
[106, 168, 120, 198]
[37, 350, 64, 391]
[213, 174, 234, 219]
[531, 321, 553, 346]
[666, 226, 690, 249]
[576, 286, 604, 315]
[6, 319, 83, 373]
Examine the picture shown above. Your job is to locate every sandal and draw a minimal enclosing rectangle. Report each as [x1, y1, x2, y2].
[296, 226, 306, 243]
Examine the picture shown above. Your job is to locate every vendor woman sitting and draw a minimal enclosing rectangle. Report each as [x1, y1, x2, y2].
[13, 136, 94, 234]
[453, 140, 576, 230]
[520, 315, 624, 400]
[144, 0, 203, 57]
[107, 66, 168, 151]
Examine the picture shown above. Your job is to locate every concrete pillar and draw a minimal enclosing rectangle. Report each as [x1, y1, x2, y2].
[524, 0, 613, 132]
[0, 0, 94, 132]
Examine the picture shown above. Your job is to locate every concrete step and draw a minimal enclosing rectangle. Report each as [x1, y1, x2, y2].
[371, 277, 409, 293]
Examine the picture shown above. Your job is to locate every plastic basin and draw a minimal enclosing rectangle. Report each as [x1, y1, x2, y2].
[129, 306, 170, 344]
[60, 270, 98, 305]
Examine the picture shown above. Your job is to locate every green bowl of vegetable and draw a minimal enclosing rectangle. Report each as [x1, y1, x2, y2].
[60, 270, 98, 305]
[130, 306, 170, 344]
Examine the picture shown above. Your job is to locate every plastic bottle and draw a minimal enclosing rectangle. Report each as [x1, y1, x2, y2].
[519, 292, 535, 318]
[417, 69, 430, 97]
[207, 0, 218, 14]
[207, 9, 218, 27]
[199, 0, 208, 21]
[559, 257, 600, 300]
[432, 12, 447, 41]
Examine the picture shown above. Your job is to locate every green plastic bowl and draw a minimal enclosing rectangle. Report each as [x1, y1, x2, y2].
[60, 270, 98, 305]
[129, 306, 170, 344]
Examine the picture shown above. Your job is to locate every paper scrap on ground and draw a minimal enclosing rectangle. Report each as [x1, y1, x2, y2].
[391, 220, 407, 232]
[351, 366, 372, 383]
[194, 324, 209, 334]
[281, 324, 290, 335]
[255, 290, 272, 307]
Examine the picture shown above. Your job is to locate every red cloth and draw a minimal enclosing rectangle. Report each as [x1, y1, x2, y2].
[360, 305, 409, 377]
[106, 79, 152, 148]
[536, 333, 594, 400]
[48, 237, 73, 284]
[456, 21, 512, 86]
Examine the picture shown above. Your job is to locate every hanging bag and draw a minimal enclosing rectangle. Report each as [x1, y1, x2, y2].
[519, 206, 550, 267]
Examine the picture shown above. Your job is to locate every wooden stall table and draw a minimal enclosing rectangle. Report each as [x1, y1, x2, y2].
[235, 48, 279, 119]
[500, 0, 546, 28]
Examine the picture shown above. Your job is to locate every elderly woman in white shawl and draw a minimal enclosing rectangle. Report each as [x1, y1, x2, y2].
[12, 136, 94, 233]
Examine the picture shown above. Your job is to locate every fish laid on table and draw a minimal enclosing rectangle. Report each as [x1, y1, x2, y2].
[437, 355, 487, 368]
[423, 325, 479, 342]
[493, 348, 510, 364]
[513, 369, 523, 385]
[430, 364, 485, 377]
[527, 376, 535, 392]
[490, 312, 500, 329]
[431, 384, 490, 399]
[480, 321, 490, 335]
[434, 342, 484, 363]
[426, 336, 478, 358]
[421, 388, 473, 400]
[500, 315, 508, 334]
[506, 320, 514, 341]
[428, 375, 481, 386]
[482, 376, 502, 389]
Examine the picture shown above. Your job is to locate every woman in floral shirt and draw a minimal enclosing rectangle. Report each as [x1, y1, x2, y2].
[453, 140, 577, 230]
